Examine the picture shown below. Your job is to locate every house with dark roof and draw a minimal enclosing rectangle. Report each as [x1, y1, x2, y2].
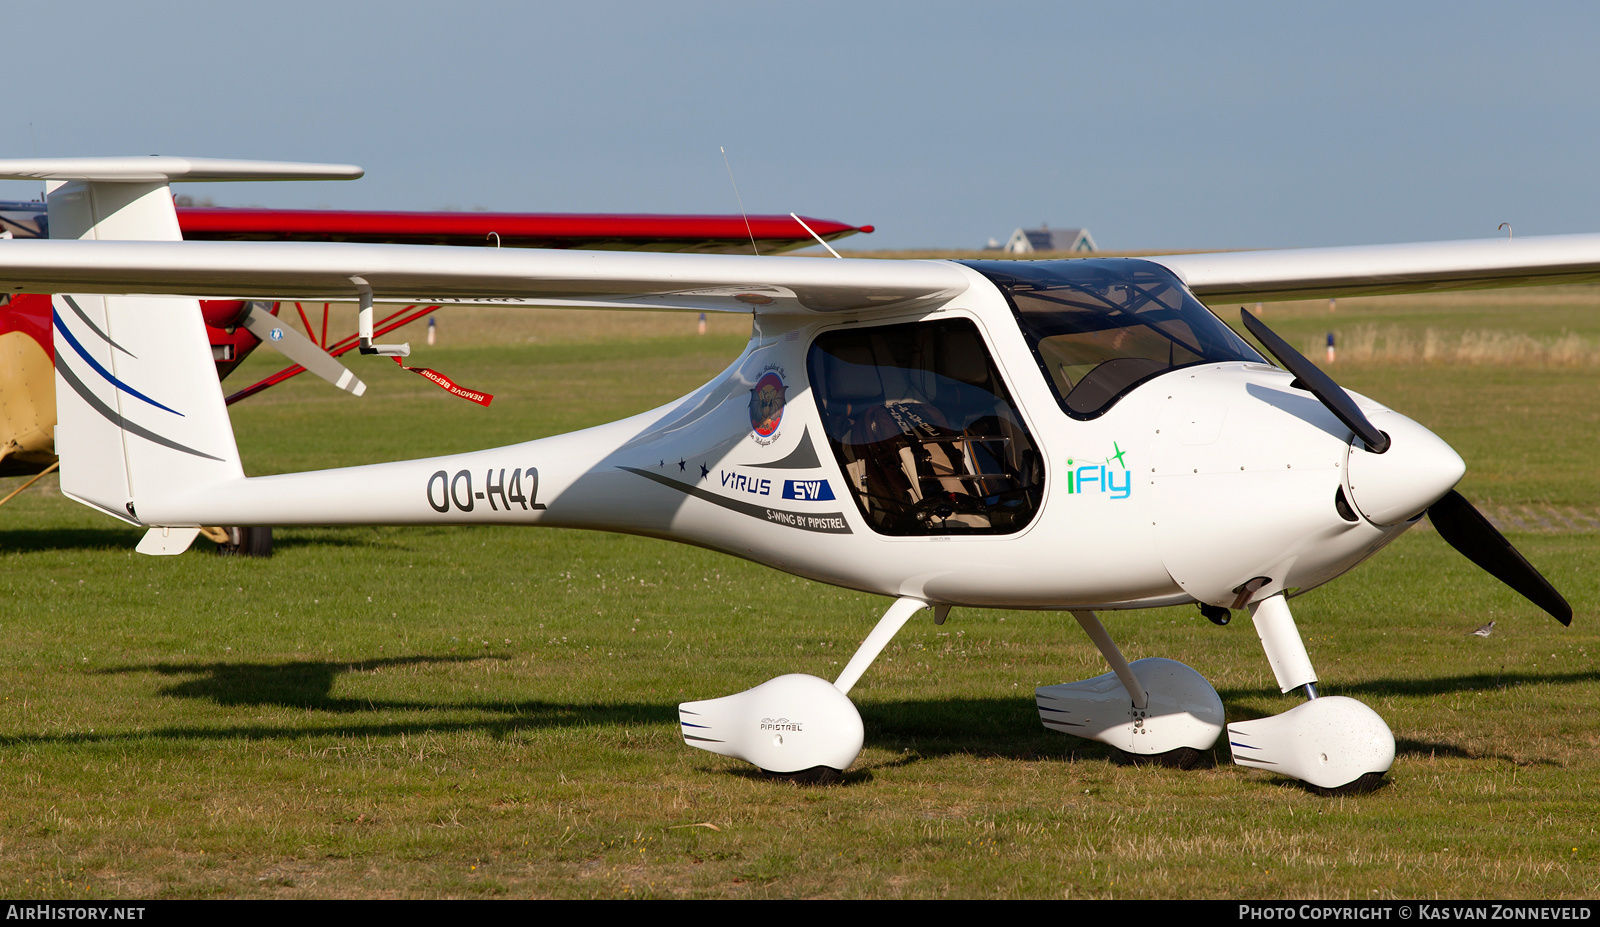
[999, 225, 1097, 254]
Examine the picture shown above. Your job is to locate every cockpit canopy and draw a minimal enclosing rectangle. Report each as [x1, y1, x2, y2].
[961, 259, 1266, 419]
[808, 318, 1044, 537]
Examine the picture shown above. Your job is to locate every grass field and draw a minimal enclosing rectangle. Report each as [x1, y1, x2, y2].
[1, 286, 1597, 899]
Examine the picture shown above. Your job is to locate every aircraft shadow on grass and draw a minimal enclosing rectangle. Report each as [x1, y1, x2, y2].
[1, 657, 1589, 780]
[1217, 667, 1600, 716]
[0, 527, 146, 553]
[90, 654, 629, 715]
[0, 527, 382, 554]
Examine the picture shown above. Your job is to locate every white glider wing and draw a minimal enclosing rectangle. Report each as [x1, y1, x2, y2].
[1150, 233, 1600, 303]
[6, 231, 1600, 315]
[0, 240, 969, 315]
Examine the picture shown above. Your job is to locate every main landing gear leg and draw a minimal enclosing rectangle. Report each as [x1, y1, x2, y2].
[1227, 593, 1394, 792]
[1035, 610, 1224, 767]
[677, 596, 929, 778]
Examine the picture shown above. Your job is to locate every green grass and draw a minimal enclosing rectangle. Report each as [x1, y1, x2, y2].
[0, 300, 1597, 899]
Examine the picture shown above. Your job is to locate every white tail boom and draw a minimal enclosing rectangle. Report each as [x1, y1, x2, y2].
[33, 160, 775, 560]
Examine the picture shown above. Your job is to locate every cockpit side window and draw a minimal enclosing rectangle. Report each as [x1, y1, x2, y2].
[960, 259, 1265, 419]
[807, 318, 1044, 537]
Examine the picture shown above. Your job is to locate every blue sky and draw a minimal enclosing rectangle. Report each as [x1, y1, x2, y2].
[5, 1, 1598, 251]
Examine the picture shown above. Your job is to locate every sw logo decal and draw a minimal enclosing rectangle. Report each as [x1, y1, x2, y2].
[782, 479, 835, 501]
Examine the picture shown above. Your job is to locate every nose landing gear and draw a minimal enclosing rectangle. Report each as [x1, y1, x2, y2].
[1226, 593, 1395, 792]
[1032, 597, 1394, 792]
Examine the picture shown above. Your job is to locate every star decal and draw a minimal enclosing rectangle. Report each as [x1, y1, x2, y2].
[678, 459, 687, 471]
[699, 463, 710, 478]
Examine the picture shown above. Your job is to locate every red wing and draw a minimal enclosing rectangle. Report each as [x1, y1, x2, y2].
[176, 208, 871, 255]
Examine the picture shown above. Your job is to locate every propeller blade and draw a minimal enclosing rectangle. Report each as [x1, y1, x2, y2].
[238, 302, 366, 396]
[1239, 308, 1390, 454]
[1427, 490, 1572, 625]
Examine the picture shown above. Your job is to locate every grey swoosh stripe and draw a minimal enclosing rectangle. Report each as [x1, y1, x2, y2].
[619, 466, 852, 534]
[745, 425, 822, 469]
[59, 295, 136, 358]
[55, 355, 225, 462]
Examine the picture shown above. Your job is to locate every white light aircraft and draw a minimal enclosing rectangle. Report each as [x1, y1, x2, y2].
[0, 158, 1581, 793]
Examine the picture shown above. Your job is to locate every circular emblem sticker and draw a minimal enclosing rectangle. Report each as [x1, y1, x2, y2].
[269, 328, 284, 341]
[749, 370, 787, 439]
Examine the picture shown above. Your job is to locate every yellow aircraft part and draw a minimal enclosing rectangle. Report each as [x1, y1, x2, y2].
[0, 329, 58, 474]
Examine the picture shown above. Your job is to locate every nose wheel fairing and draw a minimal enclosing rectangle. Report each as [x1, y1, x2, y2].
[1228, 697, 1395, 792]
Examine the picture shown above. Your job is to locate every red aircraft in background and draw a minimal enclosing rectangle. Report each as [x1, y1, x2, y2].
[0, 200, 873, 552]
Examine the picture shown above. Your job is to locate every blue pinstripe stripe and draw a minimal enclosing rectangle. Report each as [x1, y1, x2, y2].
[52, 310, 184, 416]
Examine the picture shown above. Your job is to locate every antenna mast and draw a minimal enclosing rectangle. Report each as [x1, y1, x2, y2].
[720, 146, 759, 256]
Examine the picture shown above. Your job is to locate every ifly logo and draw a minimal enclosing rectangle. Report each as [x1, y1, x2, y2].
[1066, 442, 1132, 500]
[782, 479, 835, 501]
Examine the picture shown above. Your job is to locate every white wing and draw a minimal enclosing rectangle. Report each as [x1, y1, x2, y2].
[0, 240, 969, 315]
[1150, 234, 1600, 303]
[4, 222, 1600, 315]
[6, 157, 1597, 311]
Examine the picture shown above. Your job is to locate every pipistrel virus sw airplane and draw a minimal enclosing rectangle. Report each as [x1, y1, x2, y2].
[0, 157, 1579, 792]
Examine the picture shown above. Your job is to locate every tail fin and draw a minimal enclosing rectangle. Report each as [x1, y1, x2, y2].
[48, 178, 243, 523]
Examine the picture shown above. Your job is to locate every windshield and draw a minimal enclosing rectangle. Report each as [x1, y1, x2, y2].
[959, 259, 1264, 419]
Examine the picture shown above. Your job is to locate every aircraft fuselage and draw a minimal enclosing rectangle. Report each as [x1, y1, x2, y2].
[135, 259, 1462, 613]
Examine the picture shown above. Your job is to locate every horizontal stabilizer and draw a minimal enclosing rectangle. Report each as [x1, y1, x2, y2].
[0, 157, 362, 183]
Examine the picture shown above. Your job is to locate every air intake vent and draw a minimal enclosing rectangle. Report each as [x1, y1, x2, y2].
[1335, 485, 1359, 522]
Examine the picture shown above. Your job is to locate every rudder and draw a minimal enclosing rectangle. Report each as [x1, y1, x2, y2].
[48, 178, 242, 524]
